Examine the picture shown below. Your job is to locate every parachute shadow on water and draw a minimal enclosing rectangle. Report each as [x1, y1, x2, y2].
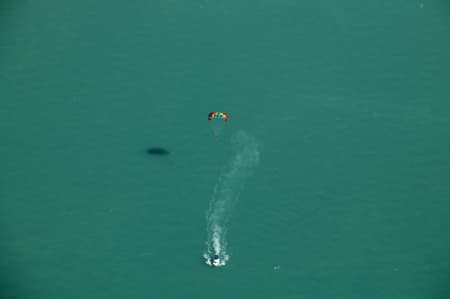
[146, 147, 170, 156]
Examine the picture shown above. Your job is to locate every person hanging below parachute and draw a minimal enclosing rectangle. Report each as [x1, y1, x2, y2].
[208, 112, 229, 139]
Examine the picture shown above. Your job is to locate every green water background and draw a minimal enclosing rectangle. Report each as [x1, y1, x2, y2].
[1, 1, 450, 298]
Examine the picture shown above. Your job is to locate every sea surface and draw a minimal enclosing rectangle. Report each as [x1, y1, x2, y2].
[1, 1, 450, 298]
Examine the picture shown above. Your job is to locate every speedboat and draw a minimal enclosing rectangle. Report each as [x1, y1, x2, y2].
[204, 253, 224, 267]
[211, 255, 220, 267]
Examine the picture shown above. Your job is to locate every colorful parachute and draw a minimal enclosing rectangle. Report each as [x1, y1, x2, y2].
[208, 112, 229, 122]
[208, 112, 229, 138]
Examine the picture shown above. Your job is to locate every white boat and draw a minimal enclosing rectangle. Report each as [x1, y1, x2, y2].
[212, 255, 221, 267]
[205, 254, 221, 267]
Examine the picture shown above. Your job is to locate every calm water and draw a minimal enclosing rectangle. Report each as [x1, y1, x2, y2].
[1, 1, 450, 298]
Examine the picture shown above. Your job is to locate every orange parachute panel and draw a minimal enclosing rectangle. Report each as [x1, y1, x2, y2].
[208, 112, 229, 122]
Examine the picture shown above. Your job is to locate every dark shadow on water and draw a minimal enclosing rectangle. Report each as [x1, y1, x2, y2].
[0, 274, 24, 299]
[434, 268, 450, 299]
[0, 0, 14, 10]
[146, 147, 170, 156]
[0, 230, 28, 299]
[0, 0, 26, 18]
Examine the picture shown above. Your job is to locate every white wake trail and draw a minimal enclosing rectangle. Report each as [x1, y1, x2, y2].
[205, 131, 260, 266]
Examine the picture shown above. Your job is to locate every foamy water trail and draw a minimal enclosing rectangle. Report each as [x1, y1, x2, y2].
[205, 131, 260, 265]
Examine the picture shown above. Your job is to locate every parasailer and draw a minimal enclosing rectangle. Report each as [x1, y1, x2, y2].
[208, 112, 229, 139]
[208, 112, 229, 122]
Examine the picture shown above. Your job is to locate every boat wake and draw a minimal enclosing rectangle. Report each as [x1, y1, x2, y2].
[204, 131, 260, 266]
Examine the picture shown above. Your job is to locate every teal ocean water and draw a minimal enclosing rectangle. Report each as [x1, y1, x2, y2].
[1, 1, 450, 298]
